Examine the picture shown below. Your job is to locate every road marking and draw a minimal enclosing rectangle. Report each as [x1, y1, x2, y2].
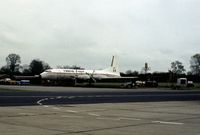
[87, 96, 94, 98]
[37, 98, 49, 106]
[119, 117, 141, 121]
[19, 113, 34, 116]
[88, 113, 100, 117]
[53, 107, 60, 110]
[57, 96, 62, 99]
[95, 95, 103, 97]
[101, 95, 111, 97]
[37, 100, 43, 105]
[152, 121, 184, 125]
[61, 115, 83, 118]
[80, 109, 106, 112]
[77, 96, 84, 98]
[66, 110, 78, 113]
[68, 96, 75, 99]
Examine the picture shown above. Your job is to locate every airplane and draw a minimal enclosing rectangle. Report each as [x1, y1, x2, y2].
[40, 56, 138, 87]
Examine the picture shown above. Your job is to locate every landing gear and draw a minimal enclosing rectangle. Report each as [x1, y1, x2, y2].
[71, 78, 77, 86]
[126, 84, 133, 88]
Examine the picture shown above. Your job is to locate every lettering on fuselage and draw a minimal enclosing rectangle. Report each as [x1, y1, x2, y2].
[77, 70, 84, 73]
[63, 69, 85, 73]
[63, 70, 74, 73]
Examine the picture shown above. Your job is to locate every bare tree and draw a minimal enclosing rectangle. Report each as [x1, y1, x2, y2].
[190, 54, 200, 75]
[171, 60, 185, 74]
[6, 53, 21, 75]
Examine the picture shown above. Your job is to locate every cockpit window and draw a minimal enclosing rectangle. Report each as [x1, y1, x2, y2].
[45, 70, 52, 72]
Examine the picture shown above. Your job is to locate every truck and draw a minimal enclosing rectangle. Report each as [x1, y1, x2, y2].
[176, 78, 194, 88]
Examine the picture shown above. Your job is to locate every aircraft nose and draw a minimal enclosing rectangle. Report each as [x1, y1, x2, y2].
[40, 72, 47, 79]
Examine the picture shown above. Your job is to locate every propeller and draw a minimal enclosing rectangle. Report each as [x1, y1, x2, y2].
[86, 70, 96, 84]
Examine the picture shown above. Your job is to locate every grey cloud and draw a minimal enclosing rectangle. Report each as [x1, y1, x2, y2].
[0, 0, 200, 72]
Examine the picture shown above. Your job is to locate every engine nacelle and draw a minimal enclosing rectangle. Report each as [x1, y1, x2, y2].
[77, 75, 90, 79]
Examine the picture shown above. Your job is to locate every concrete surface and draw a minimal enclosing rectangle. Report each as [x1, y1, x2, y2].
[0, 101, 200, 135]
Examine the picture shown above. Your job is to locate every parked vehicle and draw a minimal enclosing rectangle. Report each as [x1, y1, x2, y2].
[0, 78, 17, 85]
[145, 80, 158, 87]
[187, 81, 194, 87]
[176, 78, 194, 88]
[18, 80, 30, 85]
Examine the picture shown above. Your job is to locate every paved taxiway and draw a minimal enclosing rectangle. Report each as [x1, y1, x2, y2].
[0, 101, 200, 135]
[0, 85, 200, 135]
[0, 85, 200, 106]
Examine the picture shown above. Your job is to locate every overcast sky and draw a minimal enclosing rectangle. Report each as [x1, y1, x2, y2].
[0, 0, 200, 72]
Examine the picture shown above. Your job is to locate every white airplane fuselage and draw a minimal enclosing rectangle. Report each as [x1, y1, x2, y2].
[40, 68, 120, 80]
[40, 56, 121, 80]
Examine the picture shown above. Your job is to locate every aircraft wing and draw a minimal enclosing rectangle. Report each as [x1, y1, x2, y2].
[94, 76, 138, 82]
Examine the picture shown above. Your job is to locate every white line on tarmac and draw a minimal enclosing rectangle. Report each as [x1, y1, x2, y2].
[61, 115, 83, 118]
[80, 109, 106, 112]
[53, 107, 61, 110]
[57, 96, 62, 99]
[37, 100, 43, 105]
[87, 96, 94, 98]
[19, 113, 35, 116]
[95, 95, 103, 97]
[37, 103, 42, 106]
[66, 110, 78, 113]
[77, 96, 84, 98]
[68, 96, 75, 99]
[119, 117, 141, 121]
[88, 113, 100, 117]
[37, 98, 49, 106]
[152, 121, 184, 125]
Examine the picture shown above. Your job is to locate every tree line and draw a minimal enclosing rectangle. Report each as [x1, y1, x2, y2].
[1, 53, 200, 82]
[0, 53, 50, 76]
[0, 53, 84, 77]
[123, 53, 200, 82]
[124, 53, 200, 75]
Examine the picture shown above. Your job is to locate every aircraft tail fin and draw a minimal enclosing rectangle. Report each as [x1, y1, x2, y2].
[104, 55, 120, 76]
